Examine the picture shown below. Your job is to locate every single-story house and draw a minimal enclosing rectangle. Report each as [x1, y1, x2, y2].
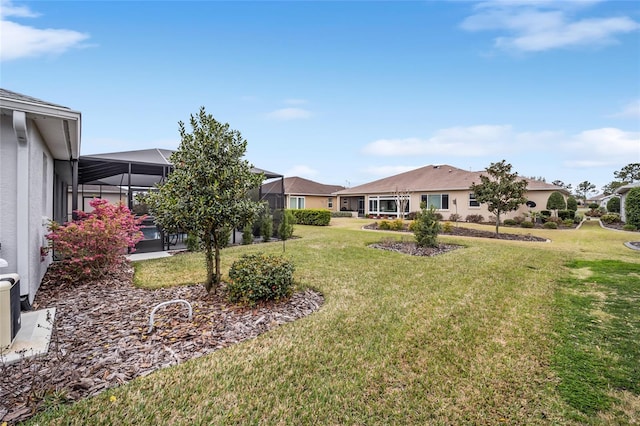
[616, 182, 640, 223]
[261, 176, 345, 212]
[335, 164, 569, 220]
[0, 89, 81, 304]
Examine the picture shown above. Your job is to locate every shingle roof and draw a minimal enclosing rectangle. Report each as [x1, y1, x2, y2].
[0, 88, 71, 110]
[335, 164, 566, 195]
[262, 176, 345, 196]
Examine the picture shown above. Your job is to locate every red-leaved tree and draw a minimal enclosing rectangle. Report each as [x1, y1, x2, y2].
[46, 199, 145, 283]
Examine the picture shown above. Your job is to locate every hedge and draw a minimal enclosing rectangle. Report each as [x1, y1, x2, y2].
[291, 209, 331, 226]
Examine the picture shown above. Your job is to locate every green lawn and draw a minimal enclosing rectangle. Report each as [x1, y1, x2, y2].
[28, 219, 639, 425]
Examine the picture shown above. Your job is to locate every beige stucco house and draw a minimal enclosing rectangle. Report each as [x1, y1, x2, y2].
[335, 164, 568, 220]
[261, 176, 345, 212]
[616, 182, 640, 223]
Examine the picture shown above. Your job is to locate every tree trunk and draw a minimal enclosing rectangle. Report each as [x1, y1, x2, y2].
[214, 245, 221, 290]
[204, 231, 214, 293]
[495, 213, 501, 235]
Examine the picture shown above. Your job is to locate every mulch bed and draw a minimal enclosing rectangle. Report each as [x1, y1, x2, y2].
[364, 223, 549, 242]
[0, 265, 323, 424]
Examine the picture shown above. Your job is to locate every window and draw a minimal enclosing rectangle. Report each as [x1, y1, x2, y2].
[328, 197, 333, 208]
[369, 199, 378, 212]
[367, 195, 409, 216]
[421, 194, 449, 210]
[289, 196, 305, 209]
[469, 193, 480, 207]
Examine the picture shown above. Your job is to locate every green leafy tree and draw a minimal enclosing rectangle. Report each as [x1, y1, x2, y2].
[469, 160, 528, 234]
[575, 181, 596, 202]
[546, 191, 566, 216]
[625, 187, 640, 228]
[614, 163, 640, 183]
[413, 204, 441, 247]
[552, 180, 572, 192]
[144, 107, 264, 293]
[606, 196, 620, 214]
[278, 209, 295, 241]
[602, 181, 625, 196]
[566, 196, 578, 212]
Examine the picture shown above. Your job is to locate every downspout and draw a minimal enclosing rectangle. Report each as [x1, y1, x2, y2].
[71, 159, 78, 219]
[13, 111, 30, 297]
[280, 176, 285, 210]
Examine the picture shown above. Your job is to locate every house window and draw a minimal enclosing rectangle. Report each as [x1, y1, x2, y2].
[469, 193, 480, 207]
[369, 199, 378, 213]
[368, 195, 409, 216]
[328, 197, 333, 208]
[289, 196, 305, 209]
[421, 194, 449, 210]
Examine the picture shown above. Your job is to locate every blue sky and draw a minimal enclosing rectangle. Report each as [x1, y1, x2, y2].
[2, 0, 639, 193]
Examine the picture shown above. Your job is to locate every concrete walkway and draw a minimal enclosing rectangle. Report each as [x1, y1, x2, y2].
[127, 251, 172, 261]
[1, 308, 56, 365]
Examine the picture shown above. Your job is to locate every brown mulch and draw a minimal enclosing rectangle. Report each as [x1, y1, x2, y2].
[370, 240, 462, 256]
[364, 223, 549, 242]
[0, 265, 323, 424]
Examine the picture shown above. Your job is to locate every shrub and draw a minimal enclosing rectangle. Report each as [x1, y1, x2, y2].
[448, 213, 461, 222]
[601, 213, 621, 224]
[562, 219, 575, 227]
[541, 210, 551, 218]
[588, 203, 599, 210]
[291, 209, 331, 226]
[558, 210, 575, 221]
[513, 215, 525, 225]
[521, 221, 534, 228]
[391, 219, 405, 231]
[278, 209, 295, 240]
[46, 199, 144, 284]
[434, 212, 444, 221]
[574, 213, 584, 224]
[414, 206, 441, 248]
[441, 221, 453, 233]
[406, 211, 419, 221]
[543, 221, 558, 229]
[378, 220, 392, 230]
[625, 187, 640, 229]
[567, 196, 578, 212]
[242, 224, 253, 245]
[606, 197, 620, 214]
[466, 214, 484, 223]
[503, 219, 517, 226]
[227, 253, 294, 304]
[185, 233, 201, 251]
[408, 220, 417, 232]
[546, 191, 567, 212]
[623, 224, 637, 231]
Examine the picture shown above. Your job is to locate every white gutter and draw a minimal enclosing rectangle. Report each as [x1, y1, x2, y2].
[12, 111, 30, 297]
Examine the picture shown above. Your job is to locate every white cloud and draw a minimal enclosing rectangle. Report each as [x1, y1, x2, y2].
[362, 125, 519, 157]
[285, 165, 319, 177]
[460, 1, 639, 52]
[0, 0, 39, 18]
[562, 128, 640, 168]
[0, 1, 90, 61]
[610, 100, 640, 119]
[266, 108, 312, 121]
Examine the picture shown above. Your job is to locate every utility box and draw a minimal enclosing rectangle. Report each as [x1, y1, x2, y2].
[0, 273, 21, 350]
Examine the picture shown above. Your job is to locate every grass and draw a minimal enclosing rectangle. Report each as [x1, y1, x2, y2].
[27, 218, 639, 424]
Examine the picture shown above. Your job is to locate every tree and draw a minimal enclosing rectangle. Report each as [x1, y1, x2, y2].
[566, 196, 578, 212]
[144, 107, 264, 293]
[278, 208, 295, 250]
[602, 181, 625, 196]
[625, 187, 640, 228]
[469, 160, 528, 234]
[614, 163, 640, 183]
[546, 191, 566, 216]
[552, 180, 572, 192]
[413, 204, 441, 247]
[606, 196, 620, 213]
[575, 181, 596, 202]
[393, 187, 410, 219]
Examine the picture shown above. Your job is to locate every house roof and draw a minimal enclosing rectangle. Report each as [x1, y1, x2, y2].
[615, 182, 640, 195]
[335, 164, 567, 195]
[261, 176, 345, 196]
[0, 88, 81, 160]
[78, 148, 282, 187]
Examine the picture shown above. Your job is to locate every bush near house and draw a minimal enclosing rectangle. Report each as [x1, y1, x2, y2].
[227, 253, 295, 304]
[625, 187, 640, 229]
[46, 199, 144, 284]
[291, 209, 331, 226]
[521, 221, 534, 228]
[606, 197, 620, 214]
[601, 213, 621, 224]
[558, 210, 576, 221]
[465, 214, 484, 223]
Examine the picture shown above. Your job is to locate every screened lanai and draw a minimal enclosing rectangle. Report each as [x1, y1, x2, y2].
[73, 148, 284, 252]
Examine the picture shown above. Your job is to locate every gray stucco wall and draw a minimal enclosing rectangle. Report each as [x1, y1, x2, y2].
[0, 115, 18, 276]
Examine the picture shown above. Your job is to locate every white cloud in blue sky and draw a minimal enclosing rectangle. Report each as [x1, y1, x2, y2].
[0, 0, 90, 61]
[610, 100, 640, 119]
[286, 165, 319, 178]
[461, 0, 639, 52]
[265, 108, 313, 121]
